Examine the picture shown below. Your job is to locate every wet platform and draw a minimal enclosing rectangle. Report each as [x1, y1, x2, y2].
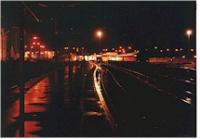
[2, 63, 113, 137]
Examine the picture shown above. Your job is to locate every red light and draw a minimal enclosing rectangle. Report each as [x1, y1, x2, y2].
[40, 45, 45, 49]
[33, 36, 38, 40]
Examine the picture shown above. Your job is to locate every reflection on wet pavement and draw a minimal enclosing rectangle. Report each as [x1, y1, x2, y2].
[4, 62, 113, 137]
[24, 77, 50, 137]
[6, 77, 50, 137]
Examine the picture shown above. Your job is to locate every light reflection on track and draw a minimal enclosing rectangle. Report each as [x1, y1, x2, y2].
[92, 63, 116, 131]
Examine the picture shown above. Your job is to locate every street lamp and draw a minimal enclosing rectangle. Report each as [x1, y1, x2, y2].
[96, 30, 103, 40]
[95, 29, 104, 53]
[186, 29, 192, 40]
[185, 29, 193, 58]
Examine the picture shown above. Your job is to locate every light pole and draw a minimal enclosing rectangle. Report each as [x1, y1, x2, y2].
[185, 29, 193, 58]
[186, 29, 192, 40]
[95, 29, 103, 53]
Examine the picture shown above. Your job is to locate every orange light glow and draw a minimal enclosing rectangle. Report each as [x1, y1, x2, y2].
[96, 30, 103, 39]
[186, 29, 192, 39]
[33, 36, 38, 40]
[37, 42, 40, 45]
[32, 42, 36, 45]
[40, 45, 45, 49]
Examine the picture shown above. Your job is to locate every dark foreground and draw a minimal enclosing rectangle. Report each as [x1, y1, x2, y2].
[1, 61, 196, 137]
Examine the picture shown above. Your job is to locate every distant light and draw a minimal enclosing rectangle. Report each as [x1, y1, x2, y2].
[190, 49, 194, 52]
[186, 29, 192, 39]
[119, 46, 122, 49]
[96, 30, 103, 39]
[40, 45, 45, 49]
[182, 55, 186, 59]
[33, 36, 38, 40]
[175, 48, 179, 52]
[160, 50, 163, 53]
[76, 48, 79, 52]
[154, 46, 158, 49]
[166, 48, 170, 51]
[135, 50, 140, 53]
[145, 49, 148, 51]
[128, 46, 132, 49]
[32, 42, 36, 45]
[37, 42, 40, 45]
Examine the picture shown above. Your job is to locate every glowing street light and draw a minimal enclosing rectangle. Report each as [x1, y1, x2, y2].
[96, 30, 103, 39]
[186, 29, 192, 40]
[185, 29, 193, 58]
[95, 29, 104, 53]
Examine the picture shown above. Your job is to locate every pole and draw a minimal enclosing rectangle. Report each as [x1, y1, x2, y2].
[19, 6, 25, 137]
[99, 39, 101, 54]
[187, 35, 191, 58]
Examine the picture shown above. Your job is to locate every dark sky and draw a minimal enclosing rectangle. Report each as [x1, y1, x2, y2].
[2, 1, 196, 52]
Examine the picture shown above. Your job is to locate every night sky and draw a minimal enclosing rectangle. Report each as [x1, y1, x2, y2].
[2, 1, 196, 53]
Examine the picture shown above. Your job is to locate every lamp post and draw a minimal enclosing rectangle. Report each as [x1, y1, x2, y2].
[186, 29, 193, 58]
[95, 29, 103, 53]
[186, 29, 192, 40]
